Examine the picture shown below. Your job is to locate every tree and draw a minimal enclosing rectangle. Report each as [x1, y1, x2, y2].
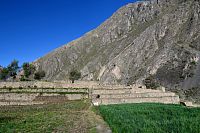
[69, 70, 81, 83]
[0, 65, 3, 73]
[7, 59, 19, 79]
[22, 62, 36, 78]
[34, 70, 46, 80]
[0, 67, 9, 81]
[144, 75, 160, 89]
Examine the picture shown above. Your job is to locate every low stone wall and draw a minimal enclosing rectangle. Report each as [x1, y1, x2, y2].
[0, 93, 38, 101]
[0, 81, 131, 90]
[0, 81, 100, 89]
[0, 86, 89, 106]
[1, 81, 197, 107]
[91, 86, 180, 106]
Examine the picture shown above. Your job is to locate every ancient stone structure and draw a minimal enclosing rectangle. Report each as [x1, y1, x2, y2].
[91, 84, 180, 106]
[0, 81, 181, 106]
[0, 82, 89, 106]
[0, 81, 99, 89]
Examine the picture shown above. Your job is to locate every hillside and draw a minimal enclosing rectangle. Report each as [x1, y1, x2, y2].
[34, 0, 200, 102]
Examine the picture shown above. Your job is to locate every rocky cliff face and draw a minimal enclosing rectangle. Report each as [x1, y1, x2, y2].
[34, 0, 200, 102]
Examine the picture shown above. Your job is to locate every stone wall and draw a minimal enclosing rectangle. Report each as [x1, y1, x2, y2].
[0, 84, 89, 106]
[0, 81, 194, 106]
[91, 84, 180, 105]
[0, 81, 100, 89]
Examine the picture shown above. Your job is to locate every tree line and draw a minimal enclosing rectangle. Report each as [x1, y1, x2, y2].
[0, 60, 45, 81]
[0, 60, 81, 83]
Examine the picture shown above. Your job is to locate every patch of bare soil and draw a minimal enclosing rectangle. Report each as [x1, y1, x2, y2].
[66, 105, 111, 133]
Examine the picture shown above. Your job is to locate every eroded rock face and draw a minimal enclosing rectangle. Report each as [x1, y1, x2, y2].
[34, 0, 200, 101]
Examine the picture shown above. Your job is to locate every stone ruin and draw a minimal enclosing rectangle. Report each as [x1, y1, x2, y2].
[0, 81, 184, 106]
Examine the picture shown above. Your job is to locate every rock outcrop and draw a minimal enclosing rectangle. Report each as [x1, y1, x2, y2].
[34, 0, 200, 102]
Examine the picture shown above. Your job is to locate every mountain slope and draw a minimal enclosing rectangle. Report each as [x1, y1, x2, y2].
[34, 0, 200, 101]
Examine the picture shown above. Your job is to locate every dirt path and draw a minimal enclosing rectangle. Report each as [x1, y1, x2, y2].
[64, 104, 112, 133]
[86, 109, 112, 133]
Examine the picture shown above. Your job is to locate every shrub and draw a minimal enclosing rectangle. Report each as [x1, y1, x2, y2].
[34, 85, 37, 88]
[69, 70, 81, 83]
[20, 75, 26, 81]
[190, 61, 196, 66]
[7, 59, 19, 80]
[0, 68, 9, 81]
[0, 60, 20, 81]
[144, 75, 160, 89]
[20, 75, 31, 81]
[8, 87, 12, 91]
[22, 62, 36, 78]
[34, 70, 46, 80]
[19, 86, 23, 89]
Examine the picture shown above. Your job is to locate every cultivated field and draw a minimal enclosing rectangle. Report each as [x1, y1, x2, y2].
[99, 103, 200, 133]
[0, 100, 110, 133]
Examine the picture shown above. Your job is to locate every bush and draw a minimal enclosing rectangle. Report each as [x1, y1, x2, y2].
[22, 63, 36, 78]
[20, 75, 26, 81]
[7, 59, 19, 79]
[34, 70, 45, 80]
[19, 86, 23, 89]
[0, 60, 19, 81]
[0, 68, 9, 81]
[20, 75, 31, 81]
[144, 75, 160, 89]
[190, 61, 196, 66]
[69, 70, 81, 83]
[8, 87, 12, 91]
[34, 85, 37, 88]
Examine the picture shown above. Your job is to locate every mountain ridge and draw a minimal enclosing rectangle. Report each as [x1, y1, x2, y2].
[34, 0, 200, 102]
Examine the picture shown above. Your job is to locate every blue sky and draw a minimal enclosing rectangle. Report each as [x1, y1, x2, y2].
[0, 0, 137, 67]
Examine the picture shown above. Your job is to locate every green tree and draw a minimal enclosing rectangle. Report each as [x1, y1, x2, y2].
[69, 70, 81, 83]
[7, 59, 19, 79]
[34, 70, 46, 80]
[22, 62, 36, 78]
[0, 65, 2, 73]
[144, 75, 160, 89]
[0, 67, 9, 81]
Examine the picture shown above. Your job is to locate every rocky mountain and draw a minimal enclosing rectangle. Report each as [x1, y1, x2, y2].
[34, 0, 200, 102]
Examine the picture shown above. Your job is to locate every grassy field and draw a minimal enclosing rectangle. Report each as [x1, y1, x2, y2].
[99, 103, 200, 133]
[0, 100, 109, 133]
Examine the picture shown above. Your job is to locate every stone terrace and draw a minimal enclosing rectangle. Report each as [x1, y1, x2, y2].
[0, 81, 180, 106]
[91, 84, 180, 106]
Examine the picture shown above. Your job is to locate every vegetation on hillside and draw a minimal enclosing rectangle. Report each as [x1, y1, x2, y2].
[0, 60, 19, 81]
[34, 70, 46, 80]
[69, 70, 81, 83]
[99, 103, 200, 133]
[144, 75, 160, 89]
[22, 62, 36, 78]
[0, 60, 46, 81]
[0, 67, 9, 81]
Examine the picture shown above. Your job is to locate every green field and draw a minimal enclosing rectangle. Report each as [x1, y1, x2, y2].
[0, 100, 109, 133]
[99, 103, 200, 133]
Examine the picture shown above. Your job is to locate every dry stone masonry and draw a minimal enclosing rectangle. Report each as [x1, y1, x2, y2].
[0, 81, 89, 106]
[91, 84, 180, 106]
[0, 81, 181, 106]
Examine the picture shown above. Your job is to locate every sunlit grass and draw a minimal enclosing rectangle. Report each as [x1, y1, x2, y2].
[0, 100, 91, 133]
[99, 103, 200, 133]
